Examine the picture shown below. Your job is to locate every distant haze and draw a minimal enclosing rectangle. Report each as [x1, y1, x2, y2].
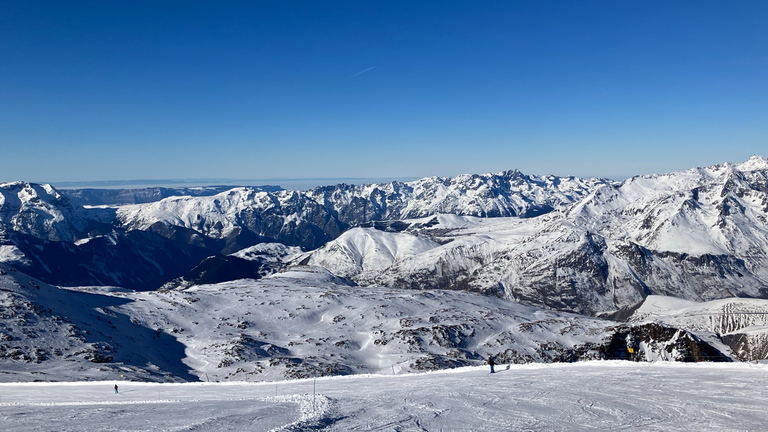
[52, 177, 421, 191]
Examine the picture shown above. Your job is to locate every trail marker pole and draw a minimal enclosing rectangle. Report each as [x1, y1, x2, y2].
[313, 370, 317, 413]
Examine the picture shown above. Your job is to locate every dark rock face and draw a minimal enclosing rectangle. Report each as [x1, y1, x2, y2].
[279, 357, 356, 380]
[721, 332, 768, 361]
[161, 254, 283, 290]
[602, 323, 730, 362]
[398, 321, 732, 371]
[6, 231, 216, 291]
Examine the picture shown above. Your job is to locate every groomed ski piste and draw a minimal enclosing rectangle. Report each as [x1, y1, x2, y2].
[2, 361, 768, 431]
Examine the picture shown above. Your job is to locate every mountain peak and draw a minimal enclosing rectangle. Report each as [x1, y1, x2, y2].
[735, 155, 768, 172]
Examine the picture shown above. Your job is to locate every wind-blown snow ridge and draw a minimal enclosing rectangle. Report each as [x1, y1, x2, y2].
[736, 154, 768, 172]
[305, 227, 441, 278]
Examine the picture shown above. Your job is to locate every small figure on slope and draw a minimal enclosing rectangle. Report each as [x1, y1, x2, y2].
[114, 384, 119, 394]
[488, 356, 496, 374]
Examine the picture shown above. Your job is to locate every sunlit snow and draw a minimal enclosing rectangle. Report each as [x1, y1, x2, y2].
[2, 362, 767, 431]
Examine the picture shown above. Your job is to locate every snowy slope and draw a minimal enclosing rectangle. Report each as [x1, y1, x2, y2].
[120, 266, 618, 383]
[303, 227, 441, 279]
[0, 264, 730, 384]
[0, 264, 197, 382]
[568, 155, 768, 257]
[2, 362, 768, 431]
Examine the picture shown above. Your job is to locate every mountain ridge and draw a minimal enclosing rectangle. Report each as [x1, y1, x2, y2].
[1, 157, 766, 315]
[302, 156, 768, 314]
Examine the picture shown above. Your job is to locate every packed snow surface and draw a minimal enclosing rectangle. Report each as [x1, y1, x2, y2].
[2, 362, 767, 431]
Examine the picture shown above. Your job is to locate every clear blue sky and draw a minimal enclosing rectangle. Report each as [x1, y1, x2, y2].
[1, 1, 766, 185]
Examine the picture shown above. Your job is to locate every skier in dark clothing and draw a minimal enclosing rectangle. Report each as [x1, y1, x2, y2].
[114, 384, 118, 394]
[488, 356, 496, 373]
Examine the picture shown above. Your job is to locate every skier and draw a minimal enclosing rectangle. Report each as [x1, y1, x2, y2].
[114, 384, 118, 394]
[488, 356, 496, 373]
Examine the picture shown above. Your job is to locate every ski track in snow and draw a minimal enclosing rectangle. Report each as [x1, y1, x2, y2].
[2, 362, 768, 431]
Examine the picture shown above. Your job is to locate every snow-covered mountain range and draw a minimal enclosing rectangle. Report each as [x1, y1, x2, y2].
[1, 156, 767, 315]
[0, 169, 610, 290]
[113, 170, 609, 251]
[3, 157, 768, 383]
[303, 156, 768, 314]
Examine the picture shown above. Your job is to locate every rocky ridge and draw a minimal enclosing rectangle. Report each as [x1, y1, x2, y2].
[0, 169, 610, 289]
[303, 157, 768, 314]
[1, 157, 767, 314]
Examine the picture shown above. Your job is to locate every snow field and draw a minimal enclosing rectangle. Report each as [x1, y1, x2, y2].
[2, 361, 768, 431]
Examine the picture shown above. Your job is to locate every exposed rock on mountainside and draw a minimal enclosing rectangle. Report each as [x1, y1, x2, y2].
[0, 267, 732, 383]
[161, 243, 302, 290]
[620, 295, 768, 362]
[0, 264, 196, 381]
[304, 157, 768, 314]
[602, 322, 728, 362]
[0, 169, 609, 289]
[2, 157, 767, 309]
